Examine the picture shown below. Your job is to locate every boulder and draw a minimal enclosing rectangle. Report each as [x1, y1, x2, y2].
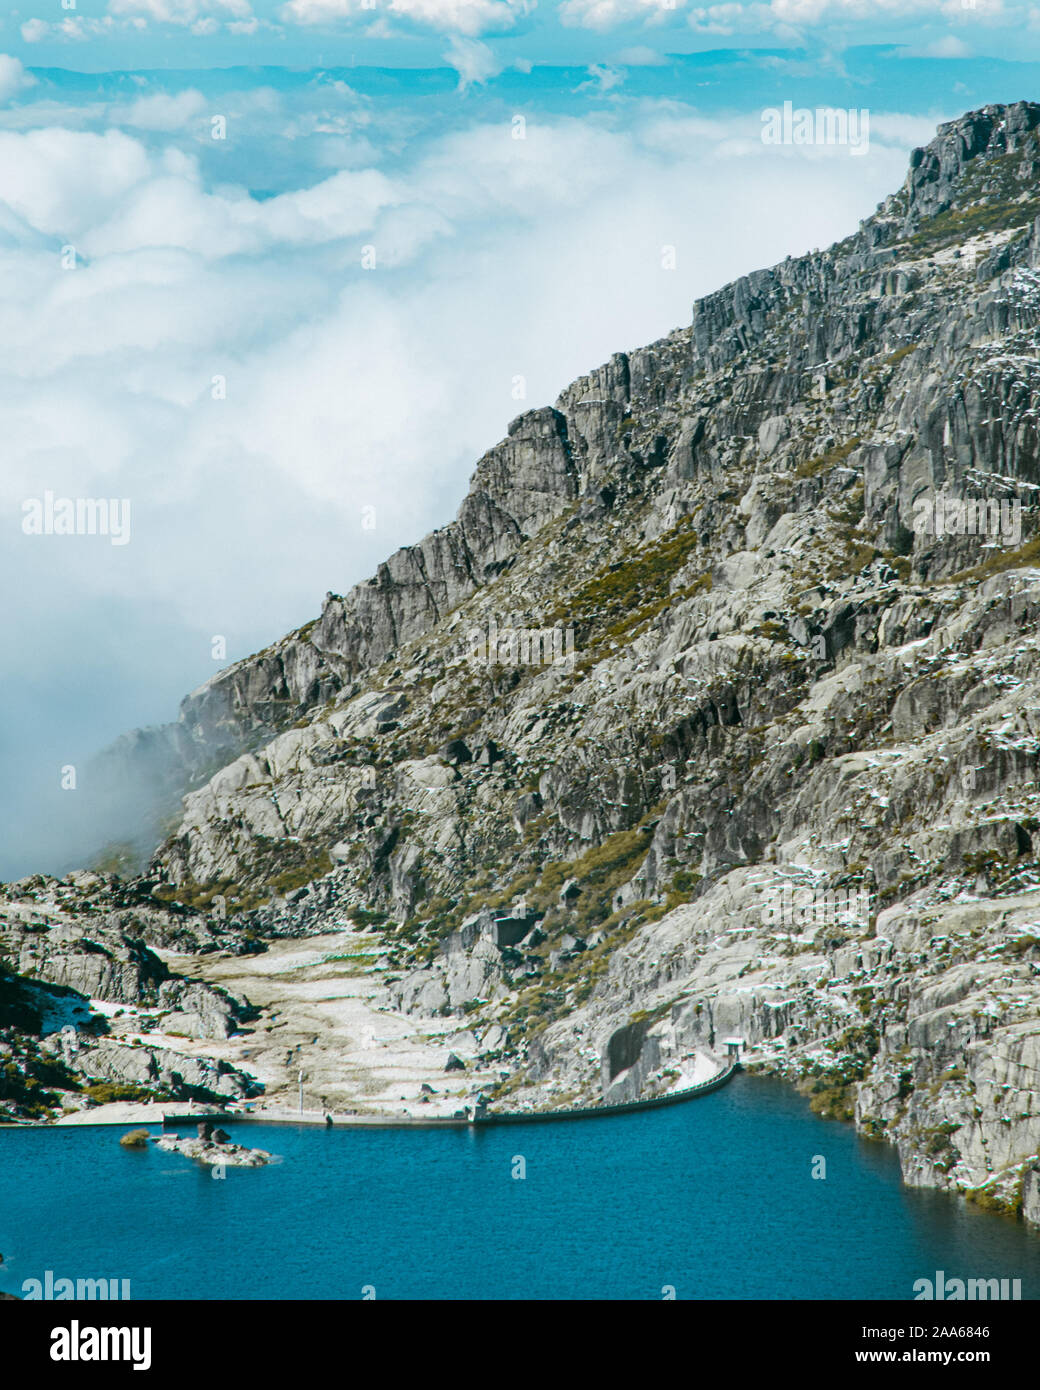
[438, 739, 472, 766]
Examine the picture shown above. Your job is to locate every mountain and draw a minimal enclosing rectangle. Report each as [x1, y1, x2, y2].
[7, 101, 1040, 1224]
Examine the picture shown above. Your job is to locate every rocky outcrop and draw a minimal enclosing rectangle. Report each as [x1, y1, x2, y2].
[0, 874, 260, 1116]
[65, 1038, 253, 1100]
[155, 1131, 273, 1167]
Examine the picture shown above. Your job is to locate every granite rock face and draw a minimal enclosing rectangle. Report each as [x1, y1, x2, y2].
[0, 874, 259, 1112]
[19, 104, 1040, 1221]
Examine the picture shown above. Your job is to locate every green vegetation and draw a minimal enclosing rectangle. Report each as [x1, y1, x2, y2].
[84, 1081, 163, 1105]
[908, 196, 1040, 254]
[0, 1041, 82, 1118]
[267, 851, 333, 898]
[965, 1180, 1023, 1219]
[525, 825, 651, 928]
[416, 818, 661, 955]
[548, 518, 709, 661]
[348, 907, 390, 929]
[1004, 935, 1040, 956]
[826, 540, 880, 580]
[883, 552, 912, 581]
[921, 1121, 961, 1173]
[793, 435, 862, 480]
[806, 1084, 856, 1121]
[947, 532, 1040, 585]
[154, 844, 334, 916]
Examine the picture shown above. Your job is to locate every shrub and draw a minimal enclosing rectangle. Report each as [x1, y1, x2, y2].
[84, 1082, 159, 1105]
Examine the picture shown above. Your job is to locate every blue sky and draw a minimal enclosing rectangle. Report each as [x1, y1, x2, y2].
[1, 5, 1039, 876]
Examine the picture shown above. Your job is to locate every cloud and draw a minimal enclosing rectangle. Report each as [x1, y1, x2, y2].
[762, 0, 1014, 25]
[575, 63, 626, 92]
[615, 44, 669, 62]
[561, 0, 687, 28]
[21, 17, 98, 42]
[555, 0, 1026, 31]
[393, 0, 532, 31]
[281, 0, 532, 34]
[107, 0, 253, 22]
[443, 36, 505, 88]
[0, 129, 152, 237]
[0, 56, 36, 103]
[113, 89, 210, 130]
[903, 35, 973, 57]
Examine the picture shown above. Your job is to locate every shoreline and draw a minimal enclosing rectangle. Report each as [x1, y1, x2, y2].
[0, 1061, 738, 1131]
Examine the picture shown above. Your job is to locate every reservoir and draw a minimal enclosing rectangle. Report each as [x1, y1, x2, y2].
[3, 1075, 1039, 1301]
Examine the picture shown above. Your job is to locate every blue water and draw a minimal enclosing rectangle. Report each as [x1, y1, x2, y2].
[2, 1076, 1039, 1301]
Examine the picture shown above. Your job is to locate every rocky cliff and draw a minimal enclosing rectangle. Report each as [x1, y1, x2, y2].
[0, 873, 260, 1115]
[8, 103, 1040, 1224]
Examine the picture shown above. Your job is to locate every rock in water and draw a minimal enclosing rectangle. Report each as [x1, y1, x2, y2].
[155, 1134, 273, 1168]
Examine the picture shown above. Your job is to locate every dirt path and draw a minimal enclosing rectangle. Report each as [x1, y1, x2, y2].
[151, 931, 502, 1117]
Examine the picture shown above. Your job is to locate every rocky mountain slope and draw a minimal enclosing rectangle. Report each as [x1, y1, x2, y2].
[7, 101, 1040, 1226]
[0, 872, 261, 1114]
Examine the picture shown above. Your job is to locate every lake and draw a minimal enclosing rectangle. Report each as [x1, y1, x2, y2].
[2, 1076, 1039, 1300]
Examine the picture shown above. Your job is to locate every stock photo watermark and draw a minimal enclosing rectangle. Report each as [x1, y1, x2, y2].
[23, 1271, 131, 1300]
[760, 885, 871, 929]
[761, 101, 870, 156]
[913, 1271, 1021, 1300]
[21, 492, 131, 546]
[911, 493, 1022, 546]
[49, 1321, 151, 1372]
[466, 620, 576, 670]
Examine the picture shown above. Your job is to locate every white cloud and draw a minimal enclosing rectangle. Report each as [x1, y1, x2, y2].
[560, 0, 1022, 30]
[21, 17, 97, 42]
[282, 0, 532, 34]
[764, 0, 1013, 24]
[114, 89, 210, 130]
[575, 63, 626, 92]
[443, 36, 504, 89]
[561, 0, 686, 28]
[904, 35, 973, 57]
[393, 0, 532, 31]
[0, 129, 152, 237]
[866, 112, 949, 146]
[615, 44, 669, 62]
[107, 0, 253, 21]
[0, 56, 36, 103]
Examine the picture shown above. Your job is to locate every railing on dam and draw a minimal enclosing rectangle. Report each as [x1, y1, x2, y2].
[473, 1059, 739, 1126]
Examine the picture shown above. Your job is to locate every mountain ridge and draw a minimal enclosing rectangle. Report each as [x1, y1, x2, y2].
[7, 101, 1040, 1227]
[96, 98, 1040, 827]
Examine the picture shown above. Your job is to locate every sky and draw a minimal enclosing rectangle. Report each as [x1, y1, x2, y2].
[1, 0, 1039, 878]
[5, 0, 1040, 66]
